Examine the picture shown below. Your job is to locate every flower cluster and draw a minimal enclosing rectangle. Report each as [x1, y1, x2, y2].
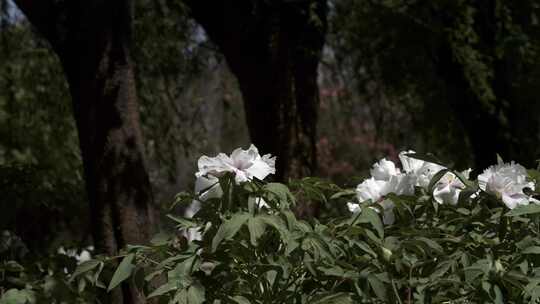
[182, 145, 276, 241]
[347, 151, 538, 225]
[478, 161, 538, 209]
[184, 146, 538, 230]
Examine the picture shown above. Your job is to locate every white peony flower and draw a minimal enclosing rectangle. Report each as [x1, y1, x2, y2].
[356, 175, 414, 203]
[478, 162, 536, 209]
[399, 150, 446, 189]
[357, 158, 415, 203]
[182, 145, 276, 241]
[196, 144, 275, 184]
[370, 158, 401, 181]
[398, 150, 426, 174]
[356, 177, 387, 203]
[57, 246, 93, 264]
[352, 158, 415, 225]
[186, 144, 275, 216]
[433, 169, 471, 205]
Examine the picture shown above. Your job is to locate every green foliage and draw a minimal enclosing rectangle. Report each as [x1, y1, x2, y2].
[0, 232, 99, 303]
[70, 166, 540, 303]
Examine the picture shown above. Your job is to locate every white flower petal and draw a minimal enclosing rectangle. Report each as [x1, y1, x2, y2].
[249, 196, 270, 209]
[261, 154, 276, 170]
[196, 153, 232, 178]
[432, 172, 466, 205]
[388, 173, 415, 196]
[347, 202, 361, 213]
[398, 150, 445, 189]
[399, 150, 425, 173]
[230, 147, 255, 170]
[379, 200, 396, 225]
[478, 161, 536, 209]
[184, 201, 201, 218]
[195, 144, 275, 184]
[180, 227, 202, 242]
[195, 176, 223, 201]
[245, 158, 275, 180]
[502, 192, 530, 209]
[433, 183, 460, 205]
[356, 178, 386, 202]
[371, 158, 400, 181]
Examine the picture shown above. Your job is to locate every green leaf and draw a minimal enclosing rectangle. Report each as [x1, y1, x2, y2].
[173, 288, 188, 304]
[506, 204, 540, 216]
[230, 295, 251, 304]
[330, 190, 356, 200]
[247, 216, 266, 246]
[0, 289, 36, 304]
[523, 246, 540, 254]
[357, 207, 384, 238]
[92, 261, 105, 287]
[70, 259, 101, 282]
[453, 171, 476, 188]
[263, 183, 296, 206]
[528, 169, 540, 184]
[187, 283, 205, 304]
[464, 267, 486, 282]
[150, 232, 171, 246]
[148, 282, 177, 298]
[351, 240, 377, 258]
[416, 237, 443, 254]
[492, 284, 504, 304]
[211, 213, 250, 252]
[4, 261, 24, 272]
[430, 260, 453, 279]
[144, 270, 163, 282]
[318, 266, 358, 279]
[107, 254, 136, 291]
[169, 255, 197, 280]
[368, 274, 388, 301]
[167, 214, 198, 228]
[310, 292, 353, 304]
[428, 169, 450, 193]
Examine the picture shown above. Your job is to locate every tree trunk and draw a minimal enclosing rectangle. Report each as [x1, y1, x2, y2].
[14, 1, 154, 303]
[186, 0, 327, 181]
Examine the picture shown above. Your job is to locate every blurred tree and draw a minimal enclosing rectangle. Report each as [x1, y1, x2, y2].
[185, 0, 328, 180]
[1, 0, 248, 249]
[328, 0, 540, 172]
[435, 0, 540, 170]
[11, 0, 155, 302]
[132, 0, 248, 206]
[0, 0, 88, 251]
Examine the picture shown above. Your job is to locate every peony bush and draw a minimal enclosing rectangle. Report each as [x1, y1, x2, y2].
[66, 145, 540, 303]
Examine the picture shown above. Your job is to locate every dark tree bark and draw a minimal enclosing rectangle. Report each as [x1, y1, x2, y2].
[185, 0, 328, 181]
[13, 1, 155, 302]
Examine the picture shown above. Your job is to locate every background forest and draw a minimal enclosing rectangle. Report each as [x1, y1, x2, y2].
[1, 0, 540, 303]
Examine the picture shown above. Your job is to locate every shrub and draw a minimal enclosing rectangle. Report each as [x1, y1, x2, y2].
[52, 147, 540, 302]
